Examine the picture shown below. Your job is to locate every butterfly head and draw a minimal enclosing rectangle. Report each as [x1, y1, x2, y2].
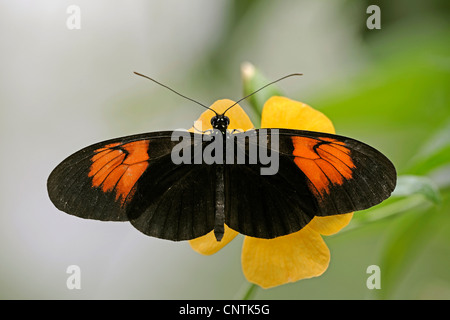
[211, 114, 230, 132]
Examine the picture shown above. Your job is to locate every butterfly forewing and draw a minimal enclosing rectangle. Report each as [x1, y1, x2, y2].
[48, 131, 172, 221]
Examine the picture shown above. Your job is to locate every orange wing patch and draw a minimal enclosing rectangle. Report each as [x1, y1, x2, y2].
[88, 140, 150, 205]
[292, 136, 355, 197]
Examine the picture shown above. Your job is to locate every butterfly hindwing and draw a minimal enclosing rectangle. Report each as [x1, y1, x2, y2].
[127, 161, 217, 241]
[224, 159, 317, 239]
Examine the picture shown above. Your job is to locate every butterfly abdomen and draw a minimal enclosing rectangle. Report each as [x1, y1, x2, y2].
[214, 164, 225, 241]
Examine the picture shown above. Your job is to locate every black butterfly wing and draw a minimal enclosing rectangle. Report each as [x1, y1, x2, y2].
[224, 128, 397, 239]
[126, 158, 218, 241]
[47, 131, 216, 241]
[224, 158, 316, 239]
[48, 128, 396, 241]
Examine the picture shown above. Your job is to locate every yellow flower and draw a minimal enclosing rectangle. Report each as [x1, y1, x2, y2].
[188, 96, 353, 289]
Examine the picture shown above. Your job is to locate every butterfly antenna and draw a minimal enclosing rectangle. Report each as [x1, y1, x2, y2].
[133, 72, 218, 115]
[222, 73, 303, 115]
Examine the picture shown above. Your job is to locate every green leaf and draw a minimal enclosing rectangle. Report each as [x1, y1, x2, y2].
[377, 205, 436, 299]
[346, 175, 441, 231]
[376, 189, 450, 299]
[360, 177, 443, 299]
[393, 175, 442, 205]
[407, 120, 450, 175]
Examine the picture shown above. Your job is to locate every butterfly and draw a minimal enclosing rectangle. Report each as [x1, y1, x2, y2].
[47, 73, 396, 242]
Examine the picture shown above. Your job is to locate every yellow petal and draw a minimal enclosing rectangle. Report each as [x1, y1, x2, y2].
[242, 226, 330, 289]
[189, 99, 254, 133]
[307, 213, 353, 236]
[189, 224, 239, 255]
[261, 96, 335, 134]
[188, 100, 253, 255]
